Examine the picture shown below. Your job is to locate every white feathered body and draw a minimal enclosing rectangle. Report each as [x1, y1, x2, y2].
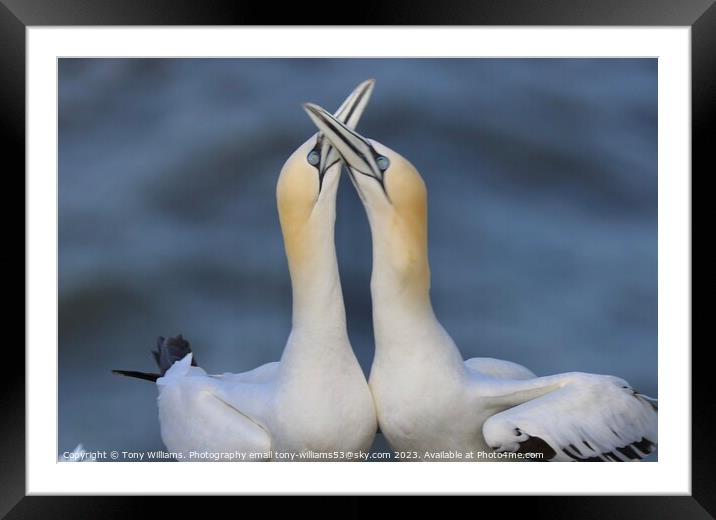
[157, 337, 376, 461]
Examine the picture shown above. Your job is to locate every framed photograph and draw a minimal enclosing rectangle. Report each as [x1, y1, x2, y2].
[8, 0, 707, 514]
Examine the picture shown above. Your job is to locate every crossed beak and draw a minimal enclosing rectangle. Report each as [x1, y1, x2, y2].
[315, 79, 375, 182]
[303, 102, 386, 189]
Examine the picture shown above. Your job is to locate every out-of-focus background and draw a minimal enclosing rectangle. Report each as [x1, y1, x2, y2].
[59, 59, 657, 459]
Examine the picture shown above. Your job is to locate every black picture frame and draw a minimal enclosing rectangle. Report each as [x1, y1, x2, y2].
[6, 0, 708, 515]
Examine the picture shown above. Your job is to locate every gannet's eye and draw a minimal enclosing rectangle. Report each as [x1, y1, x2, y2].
[376, 156, 390, 171]
[307, 150, 320, 166]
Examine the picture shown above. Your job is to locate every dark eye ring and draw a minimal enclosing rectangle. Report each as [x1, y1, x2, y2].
[307, 150, 320, 166]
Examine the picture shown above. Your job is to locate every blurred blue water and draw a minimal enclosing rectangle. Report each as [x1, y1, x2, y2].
[58, 58, 657, 458]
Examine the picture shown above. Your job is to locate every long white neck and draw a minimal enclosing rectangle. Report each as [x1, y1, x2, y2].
[280, 198, 352, 368]
[367, 213, 465, 372]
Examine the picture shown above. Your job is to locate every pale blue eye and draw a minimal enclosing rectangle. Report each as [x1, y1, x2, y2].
[307, 151, 320, 166]
[377, 156, 390, 170]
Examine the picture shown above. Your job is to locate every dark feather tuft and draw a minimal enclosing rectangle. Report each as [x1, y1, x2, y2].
[152, 334, 198, 375]
[113, 334, 198, 383]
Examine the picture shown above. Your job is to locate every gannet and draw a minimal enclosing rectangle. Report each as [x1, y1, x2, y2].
[304, 102, 658, 462]
[113, 81, 377, 461]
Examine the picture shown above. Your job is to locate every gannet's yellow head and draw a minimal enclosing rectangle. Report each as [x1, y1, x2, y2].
[303, 103, 430, 292]
[276, 134, 341, 265]
[277, 80, 375, 275]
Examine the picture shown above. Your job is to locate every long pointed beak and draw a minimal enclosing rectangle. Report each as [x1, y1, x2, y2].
[304, 102, 384, 183]
[335, 79, 374, 129]
[316, 79, 375, 179]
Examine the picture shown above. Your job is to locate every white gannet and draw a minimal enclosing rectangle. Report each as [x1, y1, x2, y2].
[113, 81, 377, 461]
[304, 102, 658, 462]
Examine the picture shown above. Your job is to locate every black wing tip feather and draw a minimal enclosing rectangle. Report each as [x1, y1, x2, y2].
[113, 334, 198, 382]
[563, 437, 657, 462]
[514, 434, 656, 462]
[111, 370, 160, 382]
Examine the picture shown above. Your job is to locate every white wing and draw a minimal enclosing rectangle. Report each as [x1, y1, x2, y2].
[481, 373, 657, 461]
[157, 355, 272, 460]
[215, 361, 280, 384]
[465, 357, 536, 380]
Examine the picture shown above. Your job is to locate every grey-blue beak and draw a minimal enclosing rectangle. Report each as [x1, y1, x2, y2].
[311, 79, 375, 187]
[303, 102, 386, 188]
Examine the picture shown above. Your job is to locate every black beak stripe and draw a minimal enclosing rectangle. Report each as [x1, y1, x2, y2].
[311, 80, 375, 192]
[304, 103, 387, 197]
